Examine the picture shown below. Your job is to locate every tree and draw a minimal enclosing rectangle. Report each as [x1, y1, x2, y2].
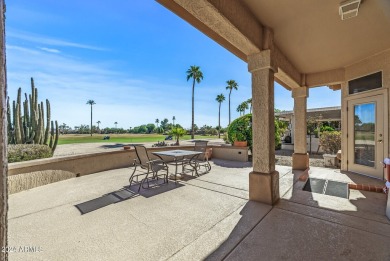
[216, 93, 225, 138]
[172, 116, 176, 127]
[241, 101, 249, 115]
[160, 118, 169, 132]
[226, 80, 238, 125]
[146, 123, 156, 134]
[236, 104, 244, 116]
[86, 100, 96, 136]
[114, 122, 118, 129]
[155, 119, 159, 128]
[60, 123, 68, 134]
[97, 121, 101, 129]
[247, 98, 252, 113]
[169, 127, 186, 145]
[186, 65, 204, 139]
[354, 115, 362, 125]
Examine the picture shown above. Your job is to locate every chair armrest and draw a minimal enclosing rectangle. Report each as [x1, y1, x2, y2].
[146, 159, 167, 166]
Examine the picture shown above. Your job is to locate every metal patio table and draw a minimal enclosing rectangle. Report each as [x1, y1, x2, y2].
[152, 150, 202, 182]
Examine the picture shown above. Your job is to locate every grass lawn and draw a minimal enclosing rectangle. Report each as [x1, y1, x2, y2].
[58, 134, 217, 145]
[354, 131, 375, 141]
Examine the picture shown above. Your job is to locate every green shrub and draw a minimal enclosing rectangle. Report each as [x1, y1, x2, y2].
[321, 126, 335, 132]
[274, 119, 282, 150]
[313, 125, 335, 137]
[319, 131, 341, 154]
[227, 114, 252, 149]
[8, 144, 53, 163]
[222, 133, 229, 144]
[227, 114, 282, 150]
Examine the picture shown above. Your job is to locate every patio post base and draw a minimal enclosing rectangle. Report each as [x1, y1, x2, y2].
[249, 171, 279, 205]
[292, 153, 309, 170]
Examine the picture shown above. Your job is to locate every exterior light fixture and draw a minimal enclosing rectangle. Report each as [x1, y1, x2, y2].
[339, 0, 361, 20]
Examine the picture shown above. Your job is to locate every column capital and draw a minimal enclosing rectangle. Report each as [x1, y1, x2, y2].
[247, 50, 276, 73]
[292, 87, 308, 98]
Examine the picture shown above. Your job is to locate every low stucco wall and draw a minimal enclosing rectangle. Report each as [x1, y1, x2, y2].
[7, 146, 193, 194]
[8, 170, 76, 194]
[211, 146, 248, 162]
[7, 145, 248, 194]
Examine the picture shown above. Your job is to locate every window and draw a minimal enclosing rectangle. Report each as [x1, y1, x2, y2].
[348, 71, 382, 95]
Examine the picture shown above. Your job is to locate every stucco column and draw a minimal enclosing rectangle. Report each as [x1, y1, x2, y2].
[247, 50, 279, 205]
[0, 1, 7, 260]
[292, 87, 309, 170]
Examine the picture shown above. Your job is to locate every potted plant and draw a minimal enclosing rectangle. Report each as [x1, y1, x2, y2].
[319, 131, 341, 167]
[233, 132, 247, 147]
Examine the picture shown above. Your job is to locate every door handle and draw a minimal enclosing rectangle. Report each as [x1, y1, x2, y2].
[378, 139, 383, 143]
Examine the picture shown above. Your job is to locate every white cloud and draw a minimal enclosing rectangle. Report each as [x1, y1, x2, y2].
[39, 47, 61, 53]
[7, 30, 107, 51]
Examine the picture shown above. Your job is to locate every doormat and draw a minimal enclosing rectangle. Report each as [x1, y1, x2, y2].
[303, 178, 349, 199]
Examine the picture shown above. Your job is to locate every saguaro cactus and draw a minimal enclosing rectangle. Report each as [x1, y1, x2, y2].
[7, 78, 59, 152]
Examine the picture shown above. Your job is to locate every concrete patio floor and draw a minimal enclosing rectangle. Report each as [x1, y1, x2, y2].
[8, 160, 390, 260]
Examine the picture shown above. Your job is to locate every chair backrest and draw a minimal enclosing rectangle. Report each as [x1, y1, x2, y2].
[194, 140, 208, 152]
[134, 145, 151, 167]
[194, 141, 208, 160]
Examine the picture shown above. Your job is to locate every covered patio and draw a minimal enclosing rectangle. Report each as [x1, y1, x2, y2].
[155, 0, 390, 203]
[8, 160, 390, 260]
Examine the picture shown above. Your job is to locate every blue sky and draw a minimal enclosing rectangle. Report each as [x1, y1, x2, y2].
[6, 0, 340, 129]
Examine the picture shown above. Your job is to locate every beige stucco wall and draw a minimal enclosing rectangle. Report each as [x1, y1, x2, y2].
[8, 170, 76, 194]
[211, 146, 248, 162]
[8, 150, 136, 177]
[341, 48, 390, 171]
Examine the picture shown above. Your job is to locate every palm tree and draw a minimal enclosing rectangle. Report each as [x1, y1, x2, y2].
[186, 65, 204, 139]
[216, 94, 225, 138]
[236, 104, 244, 116]
[169, 127, 186, 145]
[96, 121, 101, 134]
[226, 80, 238, 125]
[172, 116, 176, 127]
[241, 101, 249, 115]
[114, 122, 118, 129]
[86, 100, 96, 136]
[247, 98, 252, 113]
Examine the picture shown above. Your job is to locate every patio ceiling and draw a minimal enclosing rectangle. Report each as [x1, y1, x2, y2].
[243, 0, 390, 74]
[157, 0, 390, 88]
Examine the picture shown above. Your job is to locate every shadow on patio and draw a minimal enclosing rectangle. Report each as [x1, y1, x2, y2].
[7, 160, 390, 261]
[75, 181, 184, 215]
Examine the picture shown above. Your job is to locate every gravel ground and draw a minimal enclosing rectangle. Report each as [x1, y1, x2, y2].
[275, 149, 325, 167]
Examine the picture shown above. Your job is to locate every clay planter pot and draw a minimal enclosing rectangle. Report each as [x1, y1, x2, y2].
[233, 141, 247, 147]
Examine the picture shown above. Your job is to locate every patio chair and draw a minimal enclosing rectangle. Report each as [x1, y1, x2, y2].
[184, 141, 212, 176]
[129, 145, 169, 191]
